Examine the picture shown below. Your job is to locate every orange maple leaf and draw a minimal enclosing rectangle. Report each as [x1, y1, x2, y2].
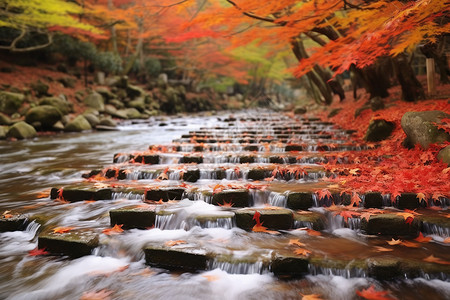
[52, 226, 75, 234]
[423, 255, 450, 265]
[102, 224, 124, 235]
[293, 248, 312, 257]
[202, 274, 220, 282]
[400, 241, 420, 248]
[218, 200, 234, 207]
[336, 210, 361, 223]
[414, 232, 432, 243]
[356, 285, 395, 300]
[28, 248, 49, 256]
[416, 192, 427, 205]
[348, 193, 362, 207]
[443, 237, 450, 244]
[252, 224, 280, 235]
[387, 238, 402, 246]
[296, 227, 322, 236]
[165, 240, 187, 247]
[374, 246, 393, 252]
[316, 189, 332, 200]
[300, 293, 323, 300]
[289, 239, 306, 247]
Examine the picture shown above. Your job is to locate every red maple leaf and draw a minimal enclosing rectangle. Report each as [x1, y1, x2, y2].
[28, 248, 49, 256]
[316, 189, 332, 201]
[356, 285, 395, 300]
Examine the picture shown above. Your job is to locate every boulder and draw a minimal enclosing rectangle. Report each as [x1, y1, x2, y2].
[83, 113, 100, 127]
[64, 115, 92, 132]
[0, 91, 25, 114]
[0, 112, 11, 125]
[123, 108, 141, 119]
[25, 105, 63, 130]
[364, 119, 395, 142]
[126, 84, 145, 99]
[57, 77, 76, 88]
[38, 229, 99, 258]
[0, 126, 7, 139]
[84, 92, 105, 112]
[127, 97, 146, 112]
[95, 87, 115, 101]
[99, 117, 117, 127]
[39, 96, 72, 115]
[437, 145, 450, 166]
[6, 121, 37, 139]
[30, 81, 50, 97]
[401, 111, 450, 149]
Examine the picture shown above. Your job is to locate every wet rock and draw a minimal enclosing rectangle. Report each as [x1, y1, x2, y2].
[194, 212, 235, 228]
[50, 187, 112, 202]
[110, 206, 155, 229]
[401, 111, 450, 149]
[285, 144, 303, 152]
[39, 97, 72, 115]
[0, 213, 28, 232]
[6, 121, 37, 139]
[133, 154, 160, 164]
[179, 156, 203, 164]
[65, 115, 92, 132]
[52, 121, 65, 131]
[212, 190, 249, 207]
[364, 192, 383, 208]
[364, 119, 395, 142]
[38, 229, 99, 258]
[244, 145, 259, 151]
[99, 117, 117, 128]
[145, 188, 185, 201]
[235, 208, 293, 230]
[361, 214, 419, 237]
[25, 105, 63, 130]
[397, 193, 419, 210]
[293, 211, 327, 231]
[367, 257, 402, 280]
[239, 155, 255, 164]
[271, 255, 309, 278]
[269, 156, 284, 164]
[84, 92, 105, 112]
[0, 91, 25, 114]
[437, 145, 450, 166]
[287, 192, 314, 210]
[369, 96, 385, 111]
[82, 113, 100, 128]
[247, 169, 266, 181]
[183, 169, 200, 182]
[127, 97, 146, 112]
[144, 246, 209, 271]
[0, 112, 11, 125]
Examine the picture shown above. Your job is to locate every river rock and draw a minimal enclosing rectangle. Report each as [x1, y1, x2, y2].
[0, 112, 11, 125]
[0, 213, 28, 232]
[397, 193, 419, 209]
[25, 105, 63, 130]
[0, 91, 25, 114]
[361, 214, 419, 237]
[271, 255, 309, 278]
[235, 208, 293, 230]
[293, 211, 327, 230]
[126, 84, 145, 99]
[57, 77, 76, 88]
[99, 117, 117, 127]
[212, 189, 249, 207]
[364, 119, 395, 142]
[132, 154, 159, 164]
[401, 111, 450, 149]
[95, 87, 115, 101]
[123, 108, 141, 119]
[30, 81, 49, 97]
[110, 206, 156, 229]
[0, 126, 7, 139]
[144, 246, 209, 271]
[437, 145, 450, 166]
[6, 121, 37, 139]
[183, 169, 200, 182]
[50, 187, 112, 202]
[83, 113, 100, 127]
[363, 192, 383, 208]
[64, 115, 92, 132]
[287, 192, 314, 210]
[294, 107, 307, 115]
[38, 229, 99, 258]
[145, 188, 185, 201]
[127, 97, 146, 112]
[179, 156, 203, 164]
[84, 92, 105, 112]
[39, 96, 72, 115]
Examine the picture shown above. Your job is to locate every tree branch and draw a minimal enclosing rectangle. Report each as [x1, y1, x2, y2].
[0, 28, 54, 52]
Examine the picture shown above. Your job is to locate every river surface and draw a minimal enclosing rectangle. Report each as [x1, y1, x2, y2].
[0, 112, 449, 300]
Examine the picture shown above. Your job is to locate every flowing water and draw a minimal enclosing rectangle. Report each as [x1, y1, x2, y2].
[0, 111, 449, 300]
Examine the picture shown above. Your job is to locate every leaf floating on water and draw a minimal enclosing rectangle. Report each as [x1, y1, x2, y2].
[102, 224, 124, 235]
[356, 285, 396, 300]
[52, 226, 75, 234]
[423, 255, 450, 265]
[202, 274, 220, 282]
[444, 237, 450, 244]
[400, 241, 420, 248]
[289, 239, 306, 247]
[414, 232, 432, 243]
[252, 224, 280, 235]
[374, 246, 393, 252]
[387, 238, 402, 246]
[295, 227, 322, 236]
[28, 248, 49, 256]
[80, 289, 112, 300]
[293, 248, 312, 257]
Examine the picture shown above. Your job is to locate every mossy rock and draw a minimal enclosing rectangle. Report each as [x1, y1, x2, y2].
[244, 145, 259, 151]
[82, 113, 100, 127]
[145, 188, 185, 201]
[126, 84, 145, 99]
[287, 192, 314, 210]
[437, 145, 450, 166]
[39, 97, 72, 115]
[6, 121, 36, 139]
[367, 257, 402, 280]
[25, 105, 63, 130]
[127, 97, 146, 112]
[247, 169, 266, 181]
[30, 81, 49, 97]
[122, 108, 141, 119]
[235, 208, 293, 230]
[0, 125, 7, 139]
[0, 213, 28, 232]
[50, 187, 112, 202]
[84, 92, 105, 112]
[211, 189, 249, 207]
[293, 211, 327, 231]
[144, 246, 209, 271]
[401, 111, 450, 149]
[99, 117, 117, 127]
[271, 255, 309, 278]
[0, 112, 12, 125]
[110, 206, 155, 229]
[183, 169, 200, 182]
[38, 229, 99, 258]
[364, 192, 383, 208]
[0, 91, 25, 114]
[361, 214, 419, 237]
[364, 119, 395, 142]
[65, 115, 92, 132]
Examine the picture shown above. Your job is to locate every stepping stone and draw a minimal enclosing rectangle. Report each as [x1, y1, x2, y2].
[38, 229, 99, 258]
[179, 156, 203, 164]
[287, 192, 314, 210]
[50, 187, 112, 202]
[144, 246, 209, 271]
[364, 192, 383, 208]
[145, 188, 185, 201]
[397, 193, 419, 209]
[0, 212, 28, 232]
[361, 214, 419, 237]
[235, 208, 293, 231]
[132, 154, 160, 164]
[271, 255, 309, 278]
[293, 211, 327, 231]
[211, 189, 249, 207]
[183, 169, 200, 182]
[110, 206, 156, 229]
[194, 211, 235, 229]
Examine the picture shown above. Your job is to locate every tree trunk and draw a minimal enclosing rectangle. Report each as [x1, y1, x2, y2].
[352, 58, 391, 99]
[394, 53, 425, 102]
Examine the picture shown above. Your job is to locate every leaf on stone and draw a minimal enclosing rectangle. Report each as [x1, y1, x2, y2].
[423, 255, 450, 265]
[289, 239, 306, 247]
[348, 192, 362, 207]
[416, 192, 427, 205]
[165, 240, 187, 247]
[52, 226, 75, 234]
[414, 232, 432, 243]
[252, 223, 280, 235]
[218, 200, 234, 207]
[102, 224, 124, 235]
[356, 285, 396, 300]
[400, 240, 420, 248]
[443, 237, 450, 244]
[335, 210, 361, 223]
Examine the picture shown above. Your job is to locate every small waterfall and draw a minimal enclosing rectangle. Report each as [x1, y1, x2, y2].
[422, 222, 450, 239]
[112, 192, 144, 201]
[382, 194, 392, 207]
[209, 260, 269, 274]
[24, 220, 41, 236]
[200, 170, 218, 180]
[312, 193, 319, 207]
[255, 157, 269, 163]
[328, 214, 361, 231]
[169, 170, 181, 181]
[250, 189, 270, 206]
[155, 214, 176, 230]
[268, 192, 286, 207]
[115, 154, 129, 163]
[225, 169, 239, 180]
[308, 264, 367, 278]
[194, 217, 235, 229]
[294, 220, 314, 229]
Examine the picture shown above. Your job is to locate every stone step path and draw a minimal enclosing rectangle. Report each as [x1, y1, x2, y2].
[3, 112, 449, 282]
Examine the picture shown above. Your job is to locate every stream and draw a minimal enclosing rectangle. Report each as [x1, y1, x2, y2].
[0, 111, 449, 300]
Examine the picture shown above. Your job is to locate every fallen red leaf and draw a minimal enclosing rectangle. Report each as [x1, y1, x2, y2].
[293, 248, 312, 257]
[102, 224, 124, 235]
[289, 239, 306, 247]
[28, 248, 49, 256]
[52, 226, 75, 234]
[356, 285, 395, 300]
[414, 232, 432, 243]
[423, 255, 450, 265]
